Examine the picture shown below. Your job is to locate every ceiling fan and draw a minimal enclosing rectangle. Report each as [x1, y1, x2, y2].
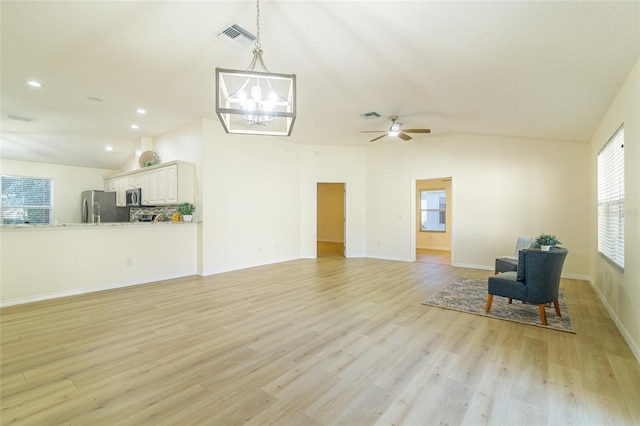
[361, 116, 431, 142]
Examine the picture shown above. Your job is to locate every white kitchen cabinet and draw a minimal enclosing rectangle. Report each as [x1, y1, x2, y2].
[116, 176, 128, 206]
[146, 169, 158, 205]
[165, 165, 178, 204]
[156, 167, 167, 204]
[104, 178, 117, 193]
[105, 161, 194, 207]
[139, 172, 151, 205]
[128, 173, 142, 189]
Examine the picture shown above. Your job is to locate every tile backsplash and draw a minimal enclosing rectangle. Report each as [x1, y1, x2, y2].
[130, 206, 179, 222]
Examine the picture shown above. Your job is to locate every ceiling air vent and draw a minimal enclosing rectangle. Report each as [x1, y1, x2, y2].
[8, 113, 34, 123]
[360, 111, 381, 119]
[217, 24, 256, 49]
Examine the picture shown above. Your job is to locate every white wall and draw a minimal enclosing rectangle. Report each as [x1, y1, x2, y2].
[0, 159, 116, 223]
[0, 224, 198, 305]
[201, 118, 301, 275]
[299, 145, 367, 258]
[365, 134, 591, 276]
[590, 57, 640, 361]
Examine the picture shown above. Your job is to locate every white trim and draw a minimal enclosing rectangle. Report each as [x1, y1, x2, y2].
[453, 263, 494, 271]
[0, 273, 194, 308]
[589, 279, 640, 365]
[368, 254, 412, 262]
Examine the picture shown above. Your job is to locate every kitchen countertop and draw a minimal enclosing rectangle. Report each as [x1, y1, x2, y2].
[1, 221, 197, 230]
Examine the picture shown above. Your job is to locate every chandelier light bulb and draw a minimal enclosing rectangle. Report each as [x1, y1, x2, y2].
[251, 85, 262, 101]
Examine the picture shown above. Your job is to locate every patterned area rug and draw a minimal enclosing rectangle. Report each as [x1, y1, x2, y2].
[422, 277, 575, 333]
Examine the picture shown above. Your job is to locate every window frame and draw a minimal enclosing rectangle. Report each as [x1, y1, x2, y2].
[597, 124, 625, 273]
[420, 189, 447, 232]
[1, 175, 54, 225]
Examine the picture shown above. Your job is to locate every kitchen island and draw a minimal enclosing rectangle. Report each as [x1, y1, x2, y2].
[1, 222, 199, 306]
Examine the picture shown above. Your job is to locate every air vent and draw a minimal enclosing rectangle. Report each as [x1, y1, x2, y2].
[8, 113, 34, 123]
[360, 111, 381, 119]
[217, 24, 256, 49]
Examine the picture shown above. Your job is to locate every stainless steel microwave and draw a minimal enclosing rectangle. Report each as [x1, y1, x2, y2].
[125, 188, 142, 206]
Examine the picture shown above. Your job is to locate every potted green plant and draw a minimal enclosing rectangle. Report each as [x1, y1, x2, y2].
[535, 233, 561, 251]
[176, 202, 195, 222]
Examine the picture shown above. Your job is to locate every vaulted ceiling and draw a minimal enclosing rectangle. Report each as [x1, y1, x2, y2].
[2, 1, 639, 170]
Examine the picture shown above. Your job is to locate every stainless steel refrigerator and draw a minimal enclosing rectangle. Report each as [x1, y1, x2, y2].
[81, 190, 130, 223]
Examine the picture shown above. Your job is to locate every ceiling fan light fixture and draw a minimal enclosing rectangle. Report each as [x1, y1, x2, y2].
[215, 0, 296, 136]
[361, 115, 431, 142]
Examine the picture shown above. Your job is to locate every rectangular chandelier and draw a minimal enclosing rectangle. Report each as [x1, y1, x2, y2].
[215, 67, 296, 136]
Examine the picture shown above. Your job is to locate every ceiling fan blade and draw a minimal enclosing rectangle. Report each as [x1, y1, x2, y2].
[361, 130, 386, 133]
[369, 134, 388, 142]
[402, 129, 431, 133]
[398, 133, 412, 141]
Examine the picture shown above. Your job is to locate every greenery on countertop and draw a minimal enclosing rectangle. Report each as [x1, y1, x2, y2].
[177, 202, 195, 216]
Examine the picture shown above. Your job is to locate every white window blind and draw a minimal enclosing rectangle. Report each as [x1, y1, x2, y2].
[597, 125, 624, 271]
[1, 175, 53, 224]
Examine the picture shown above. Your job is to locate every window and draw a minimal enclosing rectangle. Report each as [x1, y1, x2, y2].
[420, 189, 446, 232]
[597, 125, 624, 272]
[1, 175, 53, 224]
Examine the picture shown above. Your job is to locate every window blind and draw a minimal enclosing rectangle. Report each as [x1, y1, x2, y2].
[597, 125, 624, 271]
[0, 175, 53, 224]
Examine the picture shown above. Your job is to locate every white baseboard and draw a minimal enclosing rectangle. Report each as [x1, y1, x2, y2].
[453, 263, 493, 271]
[0, 273, 196, 308]
[202, 256, 299, 277]
[561, 273, 591, 281]
[589, 279, 640, 365]
[368, 254, 412, 262]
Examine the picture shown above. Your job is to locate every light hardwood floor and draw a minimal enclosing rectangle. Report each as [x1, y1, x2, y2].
[2, 254, 639, 425]
[416, 249, 451, 265]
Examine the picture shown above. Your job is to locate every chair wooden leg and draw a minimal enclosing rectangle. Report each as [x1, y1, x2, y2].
[508, 298, 513, 304]
[486, 294, 493, 313]
[554, 300, 561, 317]
[538, 304, 548, 326]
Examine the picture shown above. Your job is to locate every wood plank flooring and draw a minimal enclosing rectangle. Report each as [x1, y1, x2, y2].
[1, 253, 639, 425]
[415, 249, 451, 265]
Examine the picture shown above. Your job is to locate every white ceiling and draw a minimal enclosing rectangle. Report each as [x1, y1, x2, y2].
[1, 1, 639, 170]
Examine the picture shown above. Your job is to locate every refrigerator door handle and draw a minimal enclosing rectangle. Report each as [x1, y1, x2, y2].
[82, 198, 89, 223]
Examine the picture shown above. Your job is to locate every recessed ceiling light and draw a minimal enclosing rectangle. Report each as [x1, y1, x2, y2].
[105, 146, 113, 151]
[136, 108, 146, 114]
[27, 80, 42, 88]
[87, 96, 103, 103]
[130, 124, 139, 130]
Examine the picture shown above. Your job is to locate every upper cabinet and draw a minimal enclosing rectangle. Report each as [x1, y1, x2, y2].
[103, 176, 128, 206]
[105, 161, 195, 206]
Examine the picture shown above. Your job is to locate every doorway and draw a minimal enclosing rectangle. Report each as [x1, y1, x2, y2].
[317, 183, 345, 257]
[415, 178, 452, 265]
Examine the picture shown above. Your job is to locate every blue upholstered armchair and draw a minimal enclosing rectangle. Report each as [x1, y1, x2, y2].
[486, 247, 568, 326]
